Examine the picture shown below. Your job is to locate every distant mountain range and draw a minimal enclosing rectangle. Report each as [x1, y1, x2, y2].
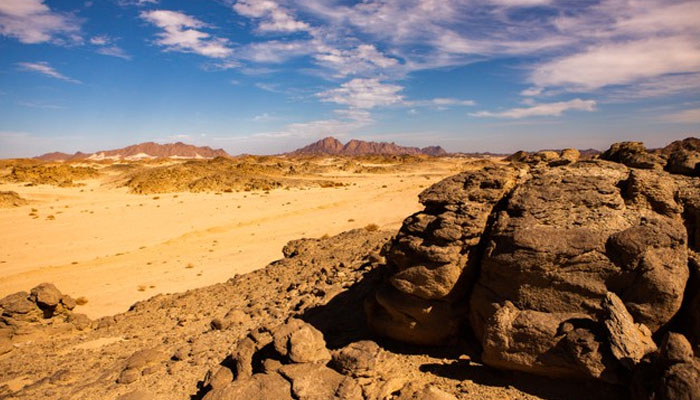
[35, 142, 230, 161]
[289, 137, 447, 156]
[34, 137, 449, 161]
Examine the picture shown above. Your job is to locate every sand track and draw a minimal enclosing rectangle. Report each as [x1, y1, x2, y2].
[0, 163, 461, 318]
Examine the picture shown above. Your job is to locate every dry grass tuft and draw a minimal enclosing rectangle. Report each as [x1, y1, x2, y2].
[364, 223, 380, 232]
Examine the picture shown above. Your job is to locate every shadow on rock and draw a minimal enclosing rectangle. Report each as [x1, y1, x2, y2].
[420, 360, 628, 400]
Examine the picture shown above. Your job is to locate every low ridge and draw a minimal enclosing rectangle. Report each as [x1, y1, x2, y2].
[290, 136, 447, 156]
[35, 142, 230, 161]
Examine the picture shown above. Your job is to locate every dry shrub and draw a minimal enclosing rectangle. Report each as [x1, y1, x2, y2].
[364, 223, 380, 232]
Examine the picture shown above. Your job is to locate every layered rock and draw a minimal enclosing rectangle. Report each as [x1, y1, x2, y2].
[365, 164, 522, 345]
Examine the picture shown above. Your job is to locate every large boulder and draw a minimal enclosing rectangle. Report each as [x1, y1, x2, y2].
[471, 161, 687, 382]
[601, 141, 665, 169]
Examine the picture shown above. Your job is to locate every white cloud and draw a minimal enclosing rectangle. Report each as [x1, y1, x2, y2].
[242, 40, 309, 63]
[530, 37, 700, 91]
[18, 61, 81, 83]
[317, 78, 404, 109]
[0, 0, 81, 44]
[663, 108, 700, 124]
[141, 10, 233, 58]
[233, 0, 309, 33]
[471, 99, 596, 118]
[89, 35, 131, 60]
[253, 113, 275, 122]
[97, 45, 132, 60]
[89, 35, 108, 45]
[313, 43, 399, 77]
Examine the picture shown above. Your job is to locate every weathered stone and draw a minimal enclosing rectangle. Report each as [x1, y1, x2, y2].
[667, 150, 700, 177]
[549, 148, 580, 166]
[271, 319, 330, 364]
[203, 367, 233, 390]
[366, 164, 521, 345]
[30, 283, 62, 308]
[279, 363, 362, 400]
[468, 161, 690, 382]
[660, 333, 694, 366]
[203, 372, 293, 400]
[601, 141, 664, 169]
[0, 292, 35, 315]
[603, 292, 656, 369]
[331, 340, 381, 377]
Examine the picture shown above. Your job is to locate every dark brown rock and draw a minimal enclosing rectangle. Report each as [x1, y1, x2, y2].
[202, 372, 293, 400]
[30, 283, 62, 308]
[271, 318, 331, 364]
[278, 363, 362, 400]
[366, 164, 521, 345]
[601, 141, 664, 169]
[331, 340, 381, 377]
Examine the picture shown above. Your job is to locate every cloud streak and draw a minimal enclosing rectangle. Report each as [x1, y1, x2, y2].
[17, 61, 81, 83]
[471, 99, 596, 118]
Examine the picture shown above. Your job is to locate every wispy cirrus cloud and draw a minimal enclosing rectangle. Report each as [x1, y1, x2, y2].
[17, 61, 81, 84]
[529, 37, 700, 92]
[471, 99, 596, 119]
[140, 10, 233, 58]
[0, 0, 81, 44]
[90, 35, 132, 60]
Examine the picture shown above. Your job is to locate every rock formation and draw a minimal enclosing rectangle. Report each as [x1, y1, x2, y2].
[0, 283, 91, 355]
[366, 138, 700, 394]
[290, 136, 447, 157]
[35, 142, 230, 161]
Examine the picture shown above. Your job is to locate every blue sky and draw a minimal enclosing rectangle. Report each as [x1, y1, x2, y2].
[1, 0, 699, 157]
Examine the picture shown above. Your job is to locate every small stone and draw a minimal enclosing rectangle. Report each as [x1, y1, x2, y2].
[118, 368, 140, 384]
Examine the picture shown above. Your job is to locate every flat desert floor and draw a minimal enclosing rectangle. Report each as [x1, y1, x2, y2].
[0, 158, 471, 318]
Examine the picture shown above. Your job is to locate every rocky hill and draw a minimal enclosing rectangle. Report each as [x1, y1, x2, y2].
[290, 137, 447, 156]
[35, 142, 230, 161]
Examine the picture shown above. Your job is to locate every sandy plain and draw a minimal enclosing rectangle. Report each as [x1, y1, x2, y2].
[0, 157, 469, 318]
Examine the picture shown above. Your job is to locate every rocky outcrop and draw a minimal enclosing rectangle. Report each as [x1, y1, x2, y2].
[505, 148, 580, 166]
[0, 283, 90, 355]
[601, 141, 665, 169]
[365, 164, 522, 345]
[366, 138, 699, 388]
[663, 138, 700, 177]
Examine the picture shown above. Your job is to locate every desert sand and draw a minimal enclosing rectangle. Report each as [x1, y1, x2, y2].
[0, 158, 466, 318]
